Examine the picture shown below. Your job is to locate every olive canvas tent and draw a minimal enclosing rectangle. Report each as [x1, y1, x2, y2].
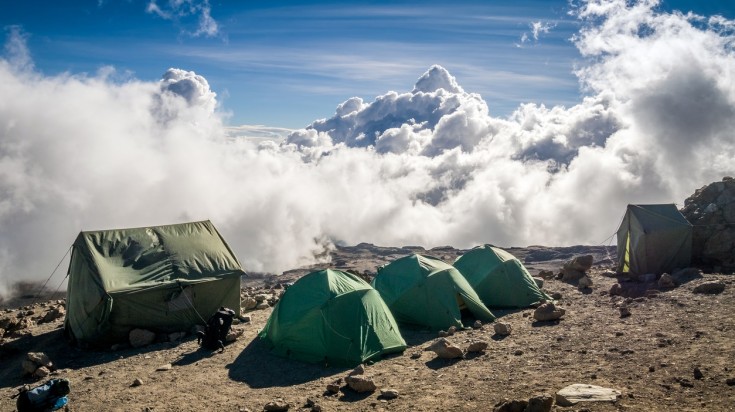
[453, 245, 550, 308]
[616, 204, 692, 275]
[371, 254, 495, 331]
[64, 220, 244, 347]
[259, 269, 406, 366]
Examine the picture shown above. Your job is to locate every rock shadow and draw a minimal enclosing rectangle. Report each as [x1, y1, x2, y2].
[226, 337, 347, 388]
[424, 356, 463, 370]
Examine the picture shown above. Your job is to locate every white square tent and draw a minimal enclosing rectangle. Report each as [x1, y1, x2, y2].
[616, 204, 692, 275]
[64, 220, 245, 347]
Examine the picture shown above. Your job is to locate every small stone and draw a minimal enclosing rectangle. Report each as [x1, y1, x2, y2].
[513, 349, 523, 356]
[493, 399, 528, 412]
[33, 366, 51, 378]
[326, 384, 341, 394]
[726, 378, 735, 386]
[493, 322, 512, 336]
[447, 326, 457, 335]
[693, 368, 703, 380]
[532, 277, 544, 288]
[525, 394, 553, 412]
[658, 273, 676, 288]
[156, 363, 172, 371]
[226, 327, 244, 343]
[609, 283, 622, 296]
[550, 292, 563, 300]
[692, 281, 726, 294]
[427, 338, 464, 359]
[26, 352, 52, 368]
[533, 302, 565, 322]
[255, 302, 270, 310]
[438, 330, 449, 337]
[21, 359, 39, 376]
[578, 276, 593, 289]
[131, 378, 144, 387]
[263, 399, 290, 411]
[467, 341, 488, 353]
[410, 352, 421, 359]
[349, 364, 365, 376]
[473, 320, 483, 329]
[345, 375, 377, 393]
[380, 388, 399, 400]
[619, 306, 631, 318]
[129, 328, 156, 348]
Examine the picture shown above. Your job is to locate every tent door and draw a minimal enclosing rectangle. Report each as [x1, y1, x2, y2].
[623, 232, 630, 273]
[456, 294, 467, 310]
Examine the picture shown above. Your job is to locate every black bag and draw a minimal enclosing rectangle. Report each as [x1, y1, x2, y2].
[15, 378, 70, 412]
[197, 307, 235, 351]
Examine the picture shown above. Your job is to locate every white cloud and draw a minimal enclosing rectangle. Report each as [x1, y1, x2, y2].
[2, 1, 735, 297]
[146, 0, 219, 38]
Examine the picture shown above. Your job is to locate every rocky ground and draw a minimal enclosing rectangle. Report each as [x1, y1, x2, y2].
[1, 243, 734, 412]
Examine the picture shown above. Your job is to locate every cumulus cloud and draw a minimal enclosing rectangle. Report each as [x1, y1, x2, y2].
[2, 0, 735, 297]
[146, 0, 219, 38]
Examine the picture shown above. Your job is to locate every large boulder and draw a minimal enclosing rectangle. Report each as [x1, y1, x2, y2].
[129, 328, 156, 348]
[681, 177, 735, 269]
[561, 255, 594, 282]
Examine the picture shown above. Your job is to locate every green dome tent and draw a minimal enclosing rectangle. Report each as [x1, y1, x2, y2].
[65, 220, 244, 347]
[259, 269, 406, 366]
[453, 245, 549, 308]
[371, 254, 495, 331]
[616, 204, 692, 275]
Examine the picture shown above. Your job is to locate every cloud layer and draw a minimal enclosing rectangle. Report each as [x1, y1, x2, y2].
[2, 0, 735, 296]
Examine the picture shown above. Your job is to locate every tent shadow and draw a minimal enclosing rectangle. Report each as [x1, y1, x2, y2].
[226, 337, 348, 388]
[1, 327, 189, 389]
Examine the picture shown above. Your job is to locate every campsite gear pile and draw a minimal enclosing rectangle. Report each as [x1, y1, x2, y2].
[64, 220, 245, 347]
[197, 307, 236, 352]
[14, 378, 70, 412]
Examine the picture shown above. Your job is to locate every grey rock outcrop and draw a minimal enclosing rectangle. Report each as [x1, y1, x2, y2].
[681, 177, 735, 269]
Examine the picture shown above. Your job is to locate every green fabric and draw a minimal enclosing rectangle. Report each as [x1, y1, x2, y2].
[259, 269, 406, 366]
[616, 204, 692, 275]
[371, 254, 495, 331]
[453, 245, 550, 309]
[65, 220, 244, 346]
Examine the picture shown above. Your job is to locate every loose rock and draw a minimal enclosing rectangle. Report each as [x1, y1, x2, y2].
[609, 283, 622, 296]
[493, 322, 512, 336]
[578, 275, 593, 289]
[263, 399, 290, 411]
[473, 320, 483, 329]
[526, 394, 554, 412]
[427, 338, 464, 359]
[131, 378, 144, 387]
[380, 388, 399, 400]
[555, 383, 621, 406]
[619, 306, 631, 318]
[345, 375, 377, 393]
[692, 281, 726, 294]
[493, 399, 528, 412]
[466, 340, 488, 353]
[658, 273, 676, 288]
[533, 302, 565, 322]
[129, 328, 156, 348]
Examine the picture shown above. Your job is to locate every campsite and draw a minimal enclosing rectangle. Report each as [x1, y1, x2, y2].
[1, 179, 735, 411]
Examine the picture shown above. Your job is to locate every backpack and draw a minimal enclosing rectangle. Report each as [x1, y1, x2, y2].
[15, 378, 70, 412]
[197, 307, 235, 352]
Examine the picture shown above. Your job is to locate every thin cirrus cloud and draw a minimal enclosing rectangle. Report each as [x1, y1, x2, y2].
[1, 1, 734, 297]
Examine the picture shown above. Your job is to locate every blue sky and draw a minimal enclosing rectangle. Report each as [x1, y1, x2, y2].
[2, 0, 734, 128]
